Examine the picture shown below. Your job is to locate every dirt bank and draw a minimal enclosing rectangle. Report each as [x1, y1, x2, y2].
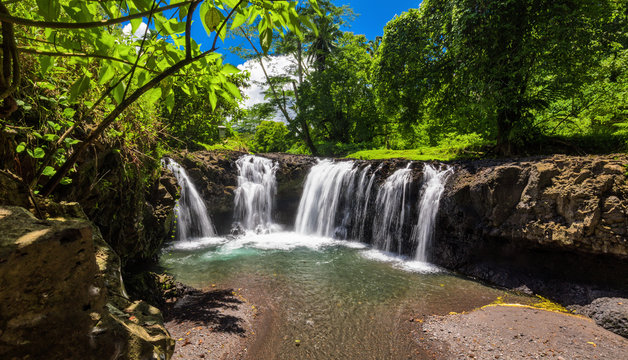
[164, 282, 273, 360]
[422, 304, 628, 359]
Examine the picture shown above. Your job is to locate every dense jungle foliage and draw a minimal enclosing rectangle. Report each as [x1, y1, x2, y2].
[0, 0, 626, 197]
[237, 0, 627, 157]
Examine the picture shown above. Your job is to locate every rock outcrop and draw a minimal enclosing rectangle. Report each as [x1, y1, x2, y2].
[162, 151, 317, 233]
[571, 297, 628, 338]
[0, 205, 174, 360]
[434, 155, 628, 305]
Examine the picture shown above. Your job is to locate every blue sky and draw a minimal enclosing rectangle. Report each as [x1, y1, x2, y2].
[338, 1, 421, 40]
[185, 1, 422, 65]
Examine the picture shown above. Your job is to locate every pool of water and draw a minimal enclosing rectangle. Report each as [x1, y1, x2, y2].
[161, 232, 533, 359]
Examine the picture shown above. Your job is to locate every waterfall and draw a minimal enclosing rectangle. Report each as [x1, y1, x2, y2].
[162, 158, 216, 241]
[412, 164, 453, 261]
[294, 159, 452, 262]
[234, 155, 278, 233]
[352, 164, 380, 240]
[372, 164, 413, 253]
[295, 160, 357, 237]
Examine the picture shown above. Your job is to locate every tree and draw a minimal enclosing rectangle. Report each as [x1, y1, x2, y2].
[0, 0, 317, 195]
[375, 0, 621, 154]
[163, 72, 247, 149]
[235, 0, 353, 155]
[253, 120, 291, 152]
[298, 32, 382, 146]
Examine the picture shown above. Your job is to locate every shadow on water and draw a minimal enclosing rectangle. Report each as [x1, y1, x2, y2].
[165, 289, 246, 334]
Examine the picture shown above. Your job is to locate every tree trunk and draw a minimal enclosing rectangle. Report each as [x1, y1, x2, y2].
[496, 108, 518, 156]
[300, 118, 317, 155]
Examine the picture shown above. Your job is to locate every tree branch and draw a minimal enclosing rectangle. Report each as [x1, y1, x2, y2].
[185, 1, 201, 60]
[122, 0, 158, 101]
[0, 1, 193, 29]
[41, 48, 217, 196]
[211, 0, 246, 51]
[19, 47, 157, 73]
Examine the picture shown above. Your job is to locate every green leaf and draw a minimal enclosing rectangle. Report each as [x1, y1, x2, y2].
[144, 87, 162, 104]
[208, 91, 217, 111]
[261, 28, 273, 53]
[112, 82, 126, 104]
[36, 0, 60, 20]
[47, 120, 61, 131]
[32, 147, 46, 159]
[202, 5, 223, 34]
[224, 82, 241, 99]
[221, 64, 240, 75]
[63, 108, 76, 118]
[165, 91, 175, 113]
[16, 142, 26, 153]
[68, 76, 91, 103]
[60, 177, 73, 185]
[64, 138, 80, 146]
[231, 13, 247, 30]
[43, 134, 60, 142]
[130, 17, 143, 35]
[42, 166, 56, 177]
[40, 56, 54, 75]
[98, 65, 115, 85]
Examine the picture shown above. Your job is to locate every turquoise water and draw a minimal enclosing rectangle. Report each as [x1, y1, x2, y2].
[161, 232, 531, 359]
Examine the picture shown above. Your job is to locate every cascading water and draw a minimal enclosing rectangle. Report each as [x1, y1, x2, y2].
[162, 157, 216, 240]
[234, 155, 278, 233]
[294, 159, 452, 260]
[352, 164, 380, 240]
[371, 164, 413, 253]
[295, 160, 356, 237]
[412, 164, 453, 261]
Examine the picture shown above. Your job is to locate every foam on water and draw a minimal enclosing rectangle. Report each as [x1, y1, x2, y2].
[168, 237, 227, 250]
[359, 248, 441, 273]
[166, 232, 438, 274]
[222, 232, 343, 251]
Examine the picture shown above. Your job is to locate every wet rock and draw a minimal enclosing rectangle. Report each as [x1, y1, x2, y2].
[433, 154, 628, 306]
[571, 297, 628, 338]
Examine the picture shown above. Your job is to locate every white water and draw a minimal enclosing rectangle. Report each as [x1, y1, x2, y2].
[413, 164, 453, 261]
[162, 158, 216, 240]
[234, 155, 278, 233]
[295, 160, 356, 236]
[372, 164, 413, 253]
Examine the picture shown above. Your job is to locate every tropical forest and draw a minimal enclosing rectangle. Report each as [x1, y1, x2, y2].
[0, 0, 627, 359]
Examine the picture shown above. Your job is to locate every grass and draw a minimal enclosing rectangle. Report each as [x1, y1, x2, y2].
[345, 145, 484, 161]
[197, 137, 251, 152]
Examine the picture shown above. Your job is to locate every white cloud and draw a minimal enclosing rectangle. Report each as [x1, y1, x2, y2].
[122, 22, 149, 41]
[238, 55, 300, 122]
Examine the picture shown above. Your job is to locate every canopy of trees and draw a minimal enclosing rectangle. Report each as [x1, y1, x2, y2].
[0, 0, 318, 194]
[242, 0, 627, 156]
[1, 0, 626, 198]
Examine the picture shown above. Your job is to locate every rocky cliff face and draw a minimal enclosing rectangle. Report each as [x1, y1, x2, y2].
[434, 155, 628, 304]
[162, 151, 317, 233]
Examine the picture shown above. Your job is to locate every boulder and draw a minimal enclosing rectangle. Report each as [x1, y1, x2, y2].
[571, 297, 628, 338]
[0, 205, 174, 360]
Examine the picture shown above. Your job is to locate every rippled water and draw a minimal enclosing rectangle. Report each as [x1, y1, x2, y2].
[161, 232, 533, 359]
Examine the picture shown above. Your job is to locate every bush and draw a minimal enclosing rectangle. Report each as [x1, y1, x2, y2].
[253, 121, 291, 153]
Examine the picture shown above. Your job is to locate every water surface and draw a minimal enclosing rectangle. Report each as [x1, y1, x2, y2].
[161, 232, 533, 359]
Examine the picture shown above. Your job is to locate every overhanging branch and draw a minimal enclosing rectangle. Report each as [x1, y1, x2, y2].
[0, 1, 193, 29]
